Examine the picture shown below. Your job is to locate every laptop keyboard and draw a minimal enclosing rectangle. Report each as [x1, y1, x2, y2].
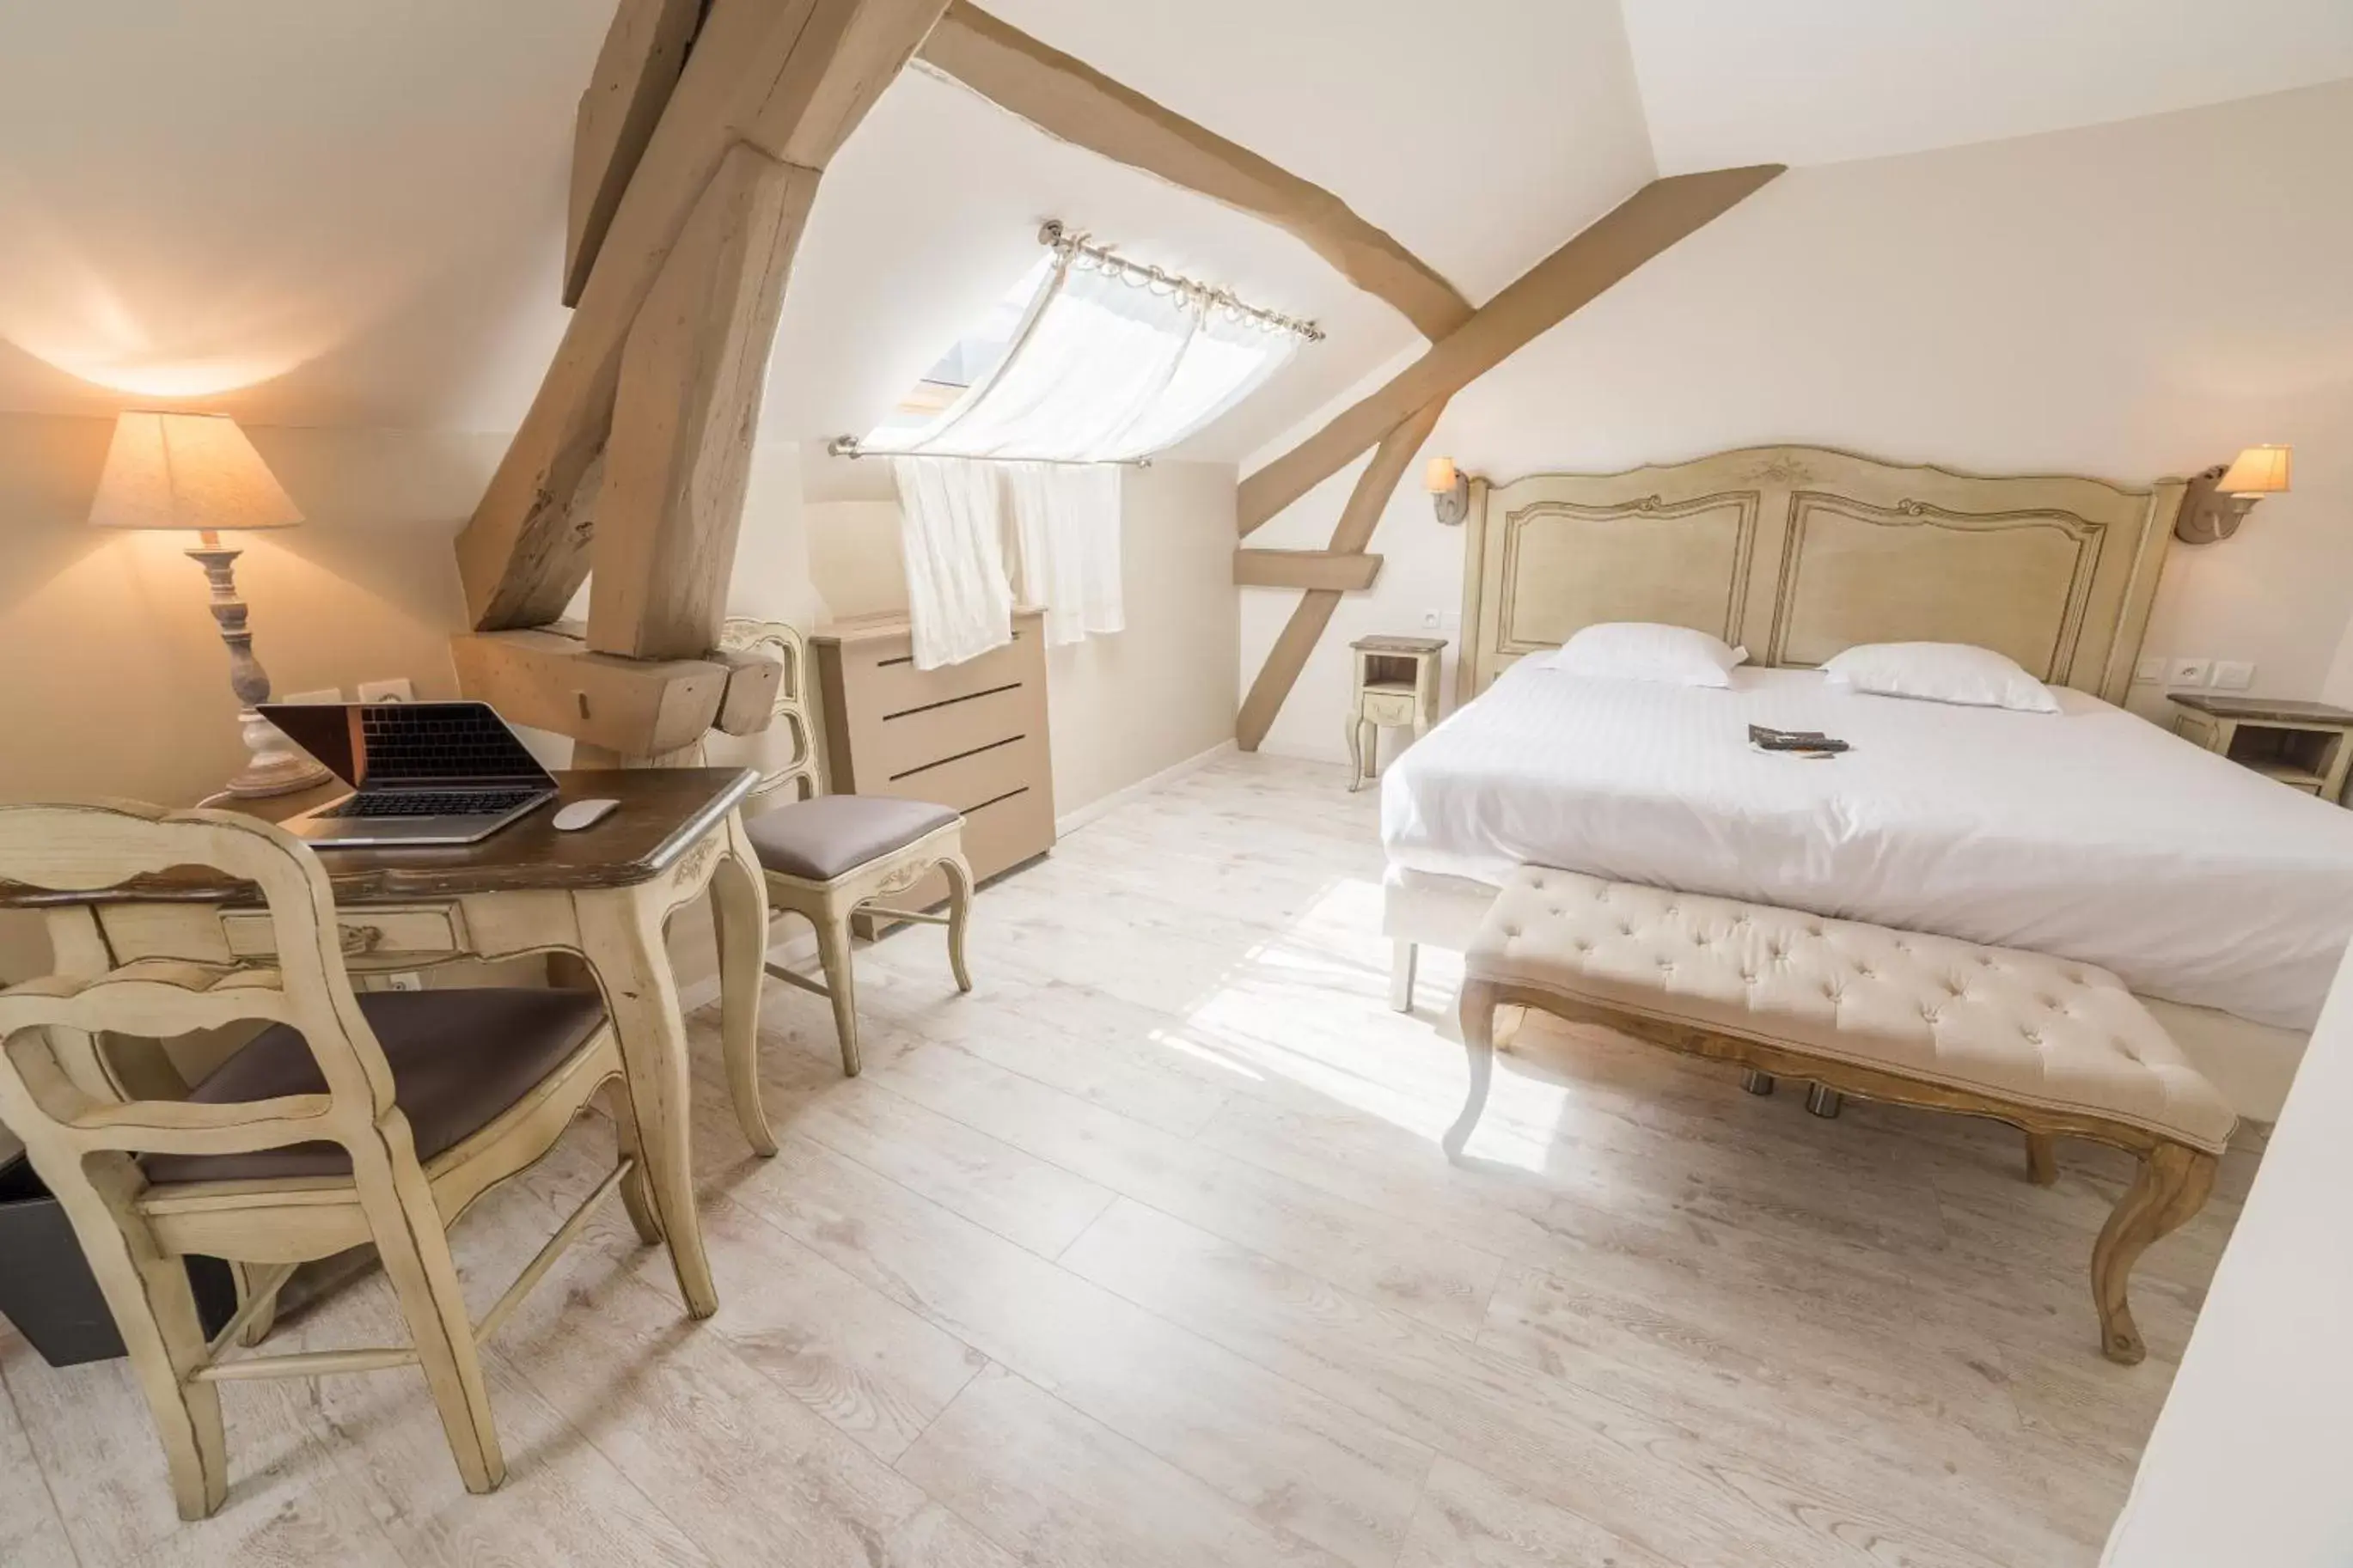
[318, 788, 542, 821]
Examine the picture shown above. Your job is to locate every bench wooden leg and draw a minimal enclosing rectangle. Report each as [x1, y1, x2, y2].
[2091, 1142, 2216, 1364]
[1390, 940, 1417, 1013]
[2025, 1132, 2058, 1187]
[1445, 979, 1499, 1160]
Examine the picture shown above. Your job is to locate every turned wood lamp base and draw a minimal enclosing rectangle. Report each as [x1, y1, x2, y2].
[186, 532, 332, 800]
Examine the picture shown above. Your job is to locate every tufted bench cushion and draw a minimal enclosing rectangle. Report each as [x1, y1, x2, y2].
[1471, 867, 2235, 1153]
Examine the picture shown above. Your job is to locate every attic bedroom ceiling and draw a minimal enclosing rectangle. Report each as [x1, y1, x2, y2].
[3, 0, 2350, 460]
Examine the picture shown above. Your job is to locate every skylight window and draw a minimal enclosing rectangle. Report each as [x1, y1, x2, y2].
[846, 224, 1317, 465]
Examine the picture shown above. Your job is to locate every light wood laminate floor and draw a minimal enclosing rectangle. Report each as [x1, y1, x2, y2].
[1, 753, 2254, 1567]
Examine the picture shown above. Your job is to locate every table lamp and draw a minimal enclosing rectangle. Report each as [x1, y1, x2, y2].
[87, 411, 332, 797]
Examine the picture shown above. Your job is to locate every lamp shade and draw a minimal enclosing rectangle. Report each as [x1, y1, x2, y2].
[2218, 444, 2292, 497]
[87, 412, 303, 533]
[1424, 455, 1459, 494]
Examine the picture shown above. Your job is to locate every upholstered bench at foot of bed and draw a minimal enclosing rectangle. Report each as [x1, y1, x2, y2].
[1447, 866, 2237, 1364]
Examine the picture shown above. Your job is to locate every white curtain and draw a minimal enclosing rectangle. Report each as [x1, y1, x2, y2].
[893, 456, 1014, 668]
[1009, 462, 1124, 645]
[880, 249, 1299, 665]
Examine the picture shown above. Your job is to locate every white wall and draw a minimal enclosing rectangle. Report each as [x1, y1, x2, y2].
[2099, 939, 2353, 1565]
[1242, 78, 2353, 758]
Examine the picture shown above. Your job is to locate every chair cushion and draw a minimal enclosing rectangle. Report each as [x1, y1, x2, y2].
[1470, 868, 2236, 1152]
[144, 988, 608, 1185]
[745, 795, 959, 882]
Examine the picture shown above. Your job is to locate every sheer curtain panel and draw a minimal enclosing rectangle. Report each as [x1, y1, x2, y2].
[879, 243, 1299, 665]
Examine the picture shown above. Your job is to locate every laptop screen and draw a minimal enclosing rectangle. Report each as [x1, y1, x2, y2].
[259, 702, 554, 790]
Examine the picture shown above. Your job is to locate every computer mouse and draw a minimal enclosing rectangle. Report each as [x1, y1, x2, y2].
[552, 798, 620, 833]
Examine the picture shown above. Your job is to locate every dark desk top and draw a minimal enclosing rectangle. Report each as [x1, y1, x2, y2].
[0, 769, 758, 909]
[2170, 693, 2353, 724]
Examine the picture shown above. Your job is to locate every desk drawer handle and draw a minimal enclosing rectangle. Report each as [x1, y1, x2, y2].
[340, 924, 386, 958]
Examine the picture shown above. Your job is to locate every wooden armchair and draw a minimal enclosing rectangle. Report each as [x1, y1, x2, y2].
[0, 801, 695, 1520]
[714, 619, 975, 1135]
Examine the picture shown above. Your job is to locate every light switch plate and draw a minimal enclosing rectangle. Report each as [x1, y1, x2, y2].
[2133, 656, 2165, 682]
[357, 677, 415, 704]
[2166, 658, 2211, 687]
[2211, 660, 2256, 691]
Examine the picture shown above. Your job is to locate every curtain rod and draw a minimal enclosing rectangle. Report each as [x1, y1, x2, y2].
[826, 436, 1152, 467]
[1039, 221, 1325, 342]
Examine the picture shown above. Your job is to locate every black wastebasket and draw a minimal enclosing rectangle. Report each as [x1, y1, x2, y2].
[0, 1154, 238, 1367]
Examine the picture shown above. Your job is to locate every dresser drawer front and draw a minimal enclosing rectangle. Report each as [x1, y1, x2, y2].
[220, 905, 467, 963]
[1360, 689, 1421, 728]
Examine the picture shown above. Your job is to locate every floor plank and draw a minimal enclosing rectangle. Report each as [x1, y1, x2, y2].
[1397, 1455, 1679, 1568]
[899, 1365, 1354, 1568]
[0, 1326, 82, 1568]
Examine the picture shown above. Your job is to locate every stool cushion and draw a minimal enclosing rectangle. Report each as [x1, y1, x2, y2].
[144, 988, 608, 1185]
[746, 796, 958, 882]
[1470, 868, 2235, 1151]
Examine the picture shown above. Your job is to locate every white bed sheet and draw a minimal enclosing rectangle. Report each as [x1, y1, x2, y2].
[1380, 664, 2353, 1030]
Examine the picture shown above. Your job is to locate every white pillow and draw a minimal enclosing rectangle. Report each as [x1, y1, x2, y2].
[1821, 642, 2060, 713]
[1545, 622, 1747, 688]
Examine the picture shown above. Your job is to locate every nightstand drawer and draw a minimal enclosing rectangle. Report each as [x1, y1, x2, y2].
[220, 905, 468, 963]
[1360, 688, 1420, 728]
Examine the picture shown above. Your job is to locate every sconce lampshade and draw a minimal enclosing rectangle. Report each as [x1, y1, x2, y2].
[87, 412, 303, 534]
[2217, 444, 2291, 497]
[1423, 455, 1459, 495]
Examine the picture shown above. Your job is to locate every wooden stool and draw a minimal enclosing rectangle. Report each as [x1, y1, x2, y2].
[1347, 634, 1445, 790]
[745, 796, 975, 1086]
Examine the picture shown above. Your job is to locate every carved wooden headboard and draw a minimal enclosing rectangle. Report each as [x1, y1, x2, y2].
[1458, 445, 2185, 707]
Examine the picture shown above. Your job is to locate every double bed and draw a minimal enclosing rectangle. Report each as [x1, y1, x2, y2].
[1381, 446, 2353, 1120]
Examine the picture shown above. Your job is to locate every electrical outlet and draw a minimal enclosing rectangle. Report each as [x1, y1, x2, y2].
[382, 972, 425, 992]
[2166, 658, 2211, 688]
[1421, 610, 1441, 629]
[280, 687, 343, 705]
[357, 677, 414, 704]
[2211, 659, 2256, 691]
[2133, 656, 2165, 683]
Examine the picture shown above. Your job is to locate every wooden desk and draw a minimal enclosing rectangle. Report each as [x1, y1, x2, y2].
[0, 769, 769, 1318]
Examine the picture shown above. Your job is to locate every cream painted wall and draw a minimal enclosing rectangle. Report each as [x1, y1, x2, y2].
[802, 460, 1242, 821]
[1242, 79, 2353, 760]
[2099, 938, 2353, 1565]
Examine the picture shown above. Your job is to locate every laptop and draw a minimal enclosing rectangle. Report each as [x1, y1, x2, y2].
[259, 701, 559, 848]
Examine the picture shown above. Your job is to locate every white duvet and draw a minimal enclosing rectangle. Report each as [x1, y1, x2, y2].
[1381, 664, 2353, 1029]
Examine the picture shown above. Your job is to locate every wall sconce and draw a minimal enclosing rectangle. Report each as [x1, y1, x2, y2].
[2178, 444, 2291, 544]
[1425, 455, 1470, 526]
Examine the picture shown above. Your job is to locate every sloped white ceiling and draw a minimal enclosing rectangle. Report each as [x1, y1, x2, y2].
[1622, 0, 2353, 173]
[0, 0, 601, 430]
[2, 0, 2348, 448]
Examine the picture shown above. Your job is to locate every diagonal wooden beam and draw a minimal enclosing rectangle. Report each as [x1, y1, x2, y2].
[588, 144, 822, 661]
[1238, 166, 1784, 535]
[916, 3, 1472, 342]
[1236, 400, 1443, 750]
[456, 0, 950, 632]
[565, 0, 703, 308]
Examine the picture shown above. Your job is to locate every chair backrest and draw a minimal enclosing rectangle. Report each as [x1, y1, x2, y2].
[716, 617, 820, 808]
[0, 802, 399, 1178]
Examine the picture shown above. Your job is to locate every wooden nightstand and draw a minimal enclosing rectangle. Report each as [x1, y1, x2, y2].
[1348, 635, 1445, 791]
[2169, 693, 2353, 802]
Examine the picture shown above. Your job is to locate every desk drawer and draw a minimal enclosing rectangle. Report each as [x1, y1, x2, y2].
[220, 905, 468, 963]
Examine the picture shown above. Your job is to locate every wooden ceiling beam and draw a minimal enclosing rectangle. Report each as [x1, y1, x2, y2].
[449, 625, 733, 758]
[565, 0, 703, 308]
[1237, 166, 1785, 535]
[1233, 548, 1384, 592]
[1235, 399, 1444, 750]
[455, 0, 951, 632]
[917, 3, 1473, 342]
[587, 144, 821, 661]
